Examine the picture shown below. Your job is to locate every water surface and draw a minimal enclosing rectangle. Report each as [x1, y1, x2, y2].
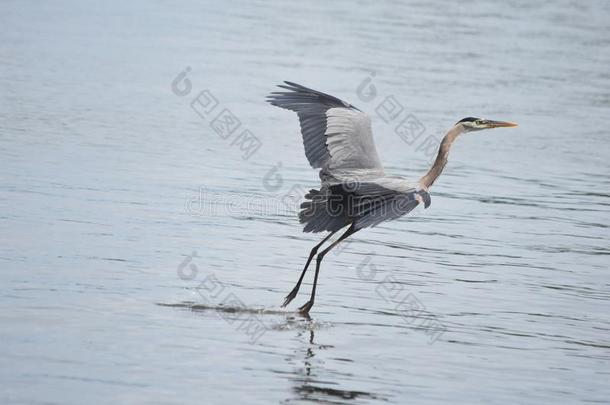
[1, 0, 609, 403]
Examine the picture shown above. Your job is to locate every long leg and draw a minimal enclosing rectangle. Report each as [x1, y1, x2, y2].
[298, 224, 358, 314]
[281, 229, 340, 307]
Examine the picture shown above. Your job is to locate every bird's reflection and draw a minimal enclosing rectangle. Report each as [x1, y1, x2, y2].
[159, 301, 385, 402]
[284, 321, 383, 404]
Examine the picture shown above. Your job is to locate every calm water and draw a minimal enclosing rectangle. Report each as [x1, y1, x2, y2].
[1, 0, 609, 403]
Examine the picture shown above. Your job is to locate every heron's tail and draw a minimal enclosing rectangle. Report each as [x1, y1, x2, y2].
[299, 188, 349, 233]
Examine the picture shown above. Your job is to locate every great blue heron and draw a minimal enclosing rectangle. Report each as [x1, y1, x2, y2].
[267, 81, 517, 314]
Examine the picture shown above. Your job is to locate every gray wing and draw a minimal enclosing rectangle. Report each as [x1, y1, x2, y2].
[298, 178, 431, 233]
[266, 81, 385, 182]
[348, 180, 430, 230]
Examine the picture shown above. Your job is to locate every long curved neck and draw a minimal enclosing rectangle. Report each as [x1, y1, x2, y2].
[419, 124, 464, 189]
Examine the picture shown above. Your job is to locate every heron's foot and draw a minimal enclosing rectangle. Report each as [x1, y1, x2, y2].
[282, 286, 300, 308]
[298, 300, 314, 314]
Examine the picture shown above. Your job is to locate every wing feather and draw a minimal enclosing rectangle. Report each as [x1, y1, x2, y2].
[346, 182, 418, 229]
[267, 82, 384, 182]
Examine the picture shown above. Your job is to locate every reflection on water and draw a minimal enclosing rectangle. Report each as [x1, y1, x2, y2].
[2, 0, 610, 403]
[285, 330, 386, 405]
[160, 302, 386, 403]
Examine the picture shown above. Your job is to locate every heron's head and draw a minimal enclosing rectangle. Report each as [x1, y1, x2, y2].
[456, 117, 518, 132]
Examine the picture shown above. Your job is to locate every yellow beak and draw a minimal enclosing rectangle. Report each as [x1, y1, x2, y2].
[487, 120, 518, 128]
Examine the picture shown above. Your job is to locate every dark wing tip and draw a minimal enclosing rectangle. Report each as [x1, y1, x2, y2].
[267, 81, 360, 111]
[282, 80, 303, 87]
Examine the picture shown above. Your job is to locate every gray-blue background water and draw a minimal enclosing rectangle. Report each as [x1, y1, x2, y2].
[1, 0, 609, 403]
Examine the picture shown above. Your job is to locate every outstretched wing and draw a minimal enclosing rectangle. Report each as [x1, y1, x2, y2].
[299, 178, 431, 233]
[338, 179, 430, 230]
[266, 81, 385, 182]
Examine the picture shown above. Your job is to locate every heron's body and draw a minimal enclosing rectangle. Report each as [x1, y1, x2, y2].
[299, 178, 427, 233]
[267, 81, 516, 313]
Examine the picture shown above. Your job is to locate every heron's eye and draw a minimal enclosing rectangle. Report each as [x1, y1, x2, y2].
[475, 120, 483, 125]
